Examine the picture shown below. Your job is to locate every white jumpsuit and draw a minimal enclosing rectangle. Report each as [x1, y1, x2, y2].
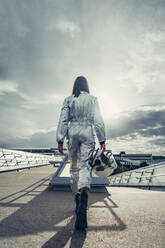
[56, 91, 106, 191]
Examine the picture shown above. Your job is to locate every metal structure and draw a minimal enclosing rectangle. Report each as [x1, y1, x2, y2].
[1, 148, 165, 191]
[0, 148, 62, 172]
[109, 161, 165, 189]
[114, 154, 153, 171]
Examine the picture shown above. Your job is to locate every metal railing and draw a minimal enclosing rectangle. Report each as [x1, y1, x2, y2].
[0, 148, 64, 172]
[1, 148, 165, 189]
[109, 161, 165, 188]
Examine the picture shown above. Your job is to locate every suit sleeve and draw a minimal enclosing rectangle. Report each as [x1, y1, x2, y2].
[93, 97, 106, 143]
[56, 98, 69, 143]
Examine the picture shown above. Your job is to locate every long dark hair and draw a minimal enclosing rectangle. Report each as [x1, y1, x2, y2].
[72, 76, 90, 97]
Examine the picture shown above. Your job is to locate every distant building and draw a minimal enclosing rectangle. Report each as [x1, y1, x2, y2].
[118, 151, 153, 161]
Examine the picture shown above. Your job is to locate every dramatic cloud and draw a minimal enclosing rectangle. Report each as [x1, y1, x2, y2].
[105, 105, 165, 154]
[106, 105, 165, 139]
[107, 135, 165, 155]
[0, 0, 165, 154]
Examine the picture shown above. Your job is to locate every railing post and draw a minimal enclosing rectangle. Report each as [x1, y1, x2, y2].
[119, 175, 123, 184]
[1, 151, 7, 168]
[139, 171, 144, 183]
[127, 172, 132, 184]
[148, 169, 155, 190]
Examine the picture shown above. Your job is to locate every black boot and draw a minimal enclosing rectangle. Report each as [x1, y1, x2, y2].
[74, 190, 88, 231]
[75, 193, 80, 214]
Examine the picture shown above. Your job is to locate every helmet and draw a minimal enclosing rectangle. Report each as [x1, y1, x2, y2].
[88, 149, 117, 177]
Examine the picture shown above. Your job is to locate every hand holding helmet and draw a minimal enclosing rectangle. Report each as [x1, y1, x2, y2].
[88, 148, 117, 177]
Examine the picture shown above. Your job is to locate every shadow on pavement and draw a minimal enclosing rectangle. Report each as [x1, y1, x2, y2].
[0, 177, 127, 248]
[42, 218, 87, 248]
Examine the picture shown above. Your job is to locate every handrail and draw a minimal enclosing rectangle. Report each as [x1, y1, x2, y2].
[111, 163, 165, 176]
[109, 161, 165, 188]
[0, 148, 63, 173]
[136, 174, 165, 179]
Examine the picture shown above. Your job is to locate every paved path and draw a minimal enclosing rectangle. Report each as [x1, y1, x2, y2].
[0, 166, 164, 248]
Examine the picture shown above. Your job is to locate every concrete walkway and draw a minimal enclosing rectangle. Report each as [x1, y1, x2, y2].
[0, 166, 164, 248]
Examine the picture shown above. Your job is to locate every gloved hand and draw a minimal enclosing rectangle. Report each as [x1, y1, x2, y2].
[58, 143, 63, 154]
[100, 142, 106, 151]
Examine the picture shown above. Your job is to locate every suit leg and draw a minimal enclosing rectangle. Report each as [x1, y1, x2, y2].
[77, 141, 95, 191]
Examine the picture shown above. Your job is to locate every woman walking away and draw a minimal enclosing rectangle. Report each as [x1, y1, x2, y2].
[56, 76, 106, 231]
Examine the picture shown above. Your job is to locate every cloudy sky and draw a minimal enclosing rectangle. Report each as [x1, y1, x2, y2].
[0, 0, 165, 155]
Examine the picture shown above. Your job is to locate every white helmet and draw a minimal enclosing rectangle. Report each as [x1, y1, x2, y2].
[88, 149, 117, 177]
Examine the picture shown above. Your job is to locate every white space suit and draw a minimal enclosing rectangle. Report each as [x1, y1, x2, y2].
[56, 91, 106, 191]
